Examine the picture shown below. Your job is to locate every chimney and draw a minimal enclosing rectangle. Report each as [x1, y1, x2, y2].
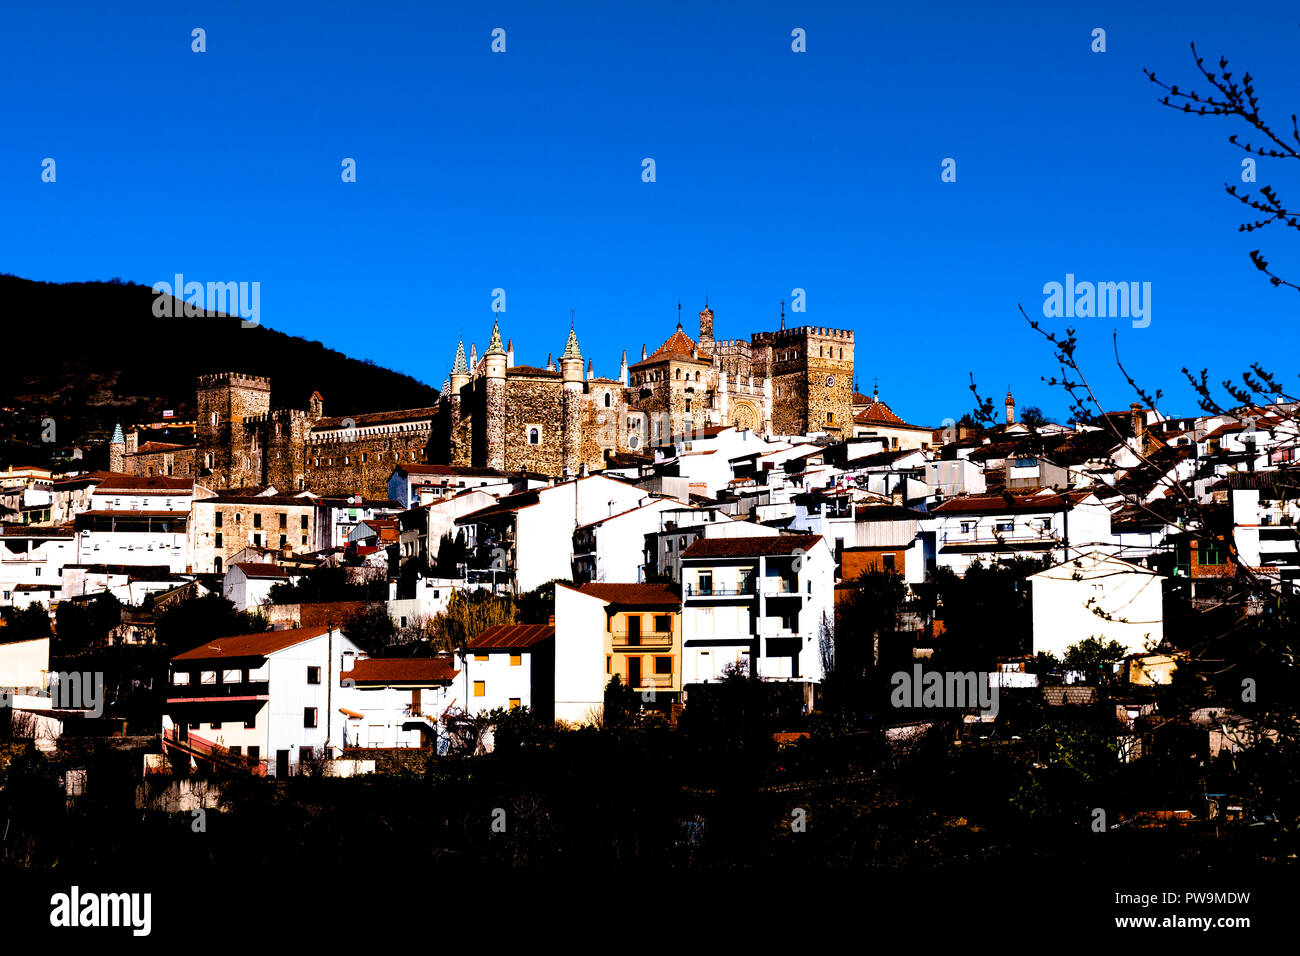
[1130, 402, 1146, 453]
[579, 462, 589, 478]
[1005, 388, 1015, 425]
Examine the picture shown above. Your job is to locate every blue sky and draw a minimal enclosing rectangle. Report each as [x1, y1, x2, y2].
[3, 0, 1297, 425]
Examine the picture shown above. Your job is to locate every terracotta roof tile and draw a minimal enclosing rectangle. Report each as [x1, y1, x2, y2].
[342, 657, 459, 684]
[467, 623, 555, 650]
[172, 625, 331, 661]
[681, 533, 822, 559]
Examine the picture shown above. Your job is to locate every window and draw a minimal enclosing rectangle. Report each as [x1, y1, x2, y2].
[234, 512, 242, 523]
[697, 571, 713, 596]
[606, 655, 612, 674]
[222, 668, 240, 683]
[201, 671, 216, 684]
[509, 654, 522, 666]
[307, 666, 321, 685]
[229, 746, 242, 757]
[253, 513, 262, 529]
[301, 515, 308, 529]
[827, 412, 833, 423]
[654, 615, 670, 633]
[300, 746, 313, 764]
[604, 392, 611, 407]
[473, 681, 486, 697]
[214, 557, 222, 573]
[279, 514, 287, 529]
[214, 532, 223, 548]
[509, 698, 521, 710]
[995, 520, 1014, 534]
[529, 428, 540, 444]
[172, 671, 190, 685]
[279, 535, 287, 547]
[654, 656, 672, 675]
[960, 522, 973, 534]
[254, 533, 262, 547]
[215, 511, 223, 528]
[882, 553, 896, 572]
[304, 707, 318, 728]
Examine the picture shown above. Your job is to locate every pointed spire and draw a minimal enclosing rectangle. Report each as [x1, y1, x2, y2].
[641, 343, 648, 361]
[487, 319, 505, 355]
[452, 338, 469, 375]
[469, 342, 478, 370]
[586, 359, 594, 380]
[506, 338, 514, 368]
[546, 352, 556, 372]
[563, 325, 582, 361]
[441, 377, 451, 398]
[111, 423, 124, 445]
[676, 300, 682, 329]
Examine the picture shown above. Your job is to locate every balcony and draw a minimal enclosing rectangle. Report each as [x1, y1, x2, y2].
[762, 579, 802, 596]
[685, 583, 755, 598]
[167, 680, 270, 701]
[612, 630, 674, 647]
[630, 673, 675, 690]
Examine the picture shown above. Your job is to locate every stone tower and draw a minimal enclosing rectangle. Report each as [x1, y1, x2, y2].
[560, 325, 584, 476]
[195, 372, 272, 485]
[698, 304, 714, 354]
[484, 321, 508, 470]
[449, 338, 470, 429]
[109, 423, 125, 473]
[1005, 388, 1015, 425]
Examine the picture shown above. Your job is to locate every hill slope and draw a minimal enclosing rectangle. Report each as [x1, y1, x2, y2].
[0, 274, 440, 469]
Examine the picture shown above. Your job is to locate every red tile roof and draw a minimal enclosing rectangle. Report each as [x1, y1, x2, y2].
[931, 492, 1088, 514]
[312, 407, 439, 430]
[93, 475, 194, 494]
[852, 400, 929, 430]
[467, 623, 555, 650]
[681, 533, 822, 559]
[172, 625, 331, 661]
[231, 562, 290, 579]
[566, 582, 681, 608]
[631, 327, 711, 367]
[342, 657, 459, 684]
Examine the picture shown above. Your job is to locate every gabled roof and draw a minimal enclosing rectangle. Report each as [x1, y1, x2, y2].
[312, 407, 439, 431]
[93, 475, 194, 494]
[561, 582, 681, 608]
[342, 657, 459, 684]
[230, 562, 290, 579]
[682, 533, 822, 559]
[172, 625, 331, 661]
[467, 623, 555, 650]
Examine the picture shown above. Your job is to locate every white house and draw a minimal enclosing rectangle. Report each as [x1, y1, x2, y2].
[0, 527, 76, 607]
[338, 656, 459, 750]
[460, 623, 555, 722]
[926, 490, 1115, 575]
[571, 497, 683, 584]
[223, 562, 296, 611]
[162, 625, 361, 777]
[455, 474, 673, 593]
[1028, 552, 1166, 659]
[679, 533, 832, 684]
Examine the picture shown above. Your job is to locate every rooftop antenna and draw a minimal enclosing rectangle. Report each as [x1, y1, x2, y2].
[779, 299, 785, 331]
[676, 300, 682, 329]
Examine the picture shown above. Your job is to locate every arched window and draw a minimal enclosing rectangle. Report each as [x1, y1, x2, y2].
[529, 428, 540, 445]
[694, 371, 700, 382]
[675, 368, 681, 380]
[604, 392, 611, 408]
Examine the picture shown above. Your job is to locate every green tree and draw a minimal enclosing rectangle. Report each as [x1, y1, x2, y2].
[1062, 637, 1128, 684]
[429, 588, 516, 654]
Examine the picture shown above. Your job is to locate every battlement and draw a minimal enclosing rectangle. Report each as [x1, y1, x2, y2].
[197, 372, 272, 391]
[242, 407, 311, 426]
[752, 326, 854, 344]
